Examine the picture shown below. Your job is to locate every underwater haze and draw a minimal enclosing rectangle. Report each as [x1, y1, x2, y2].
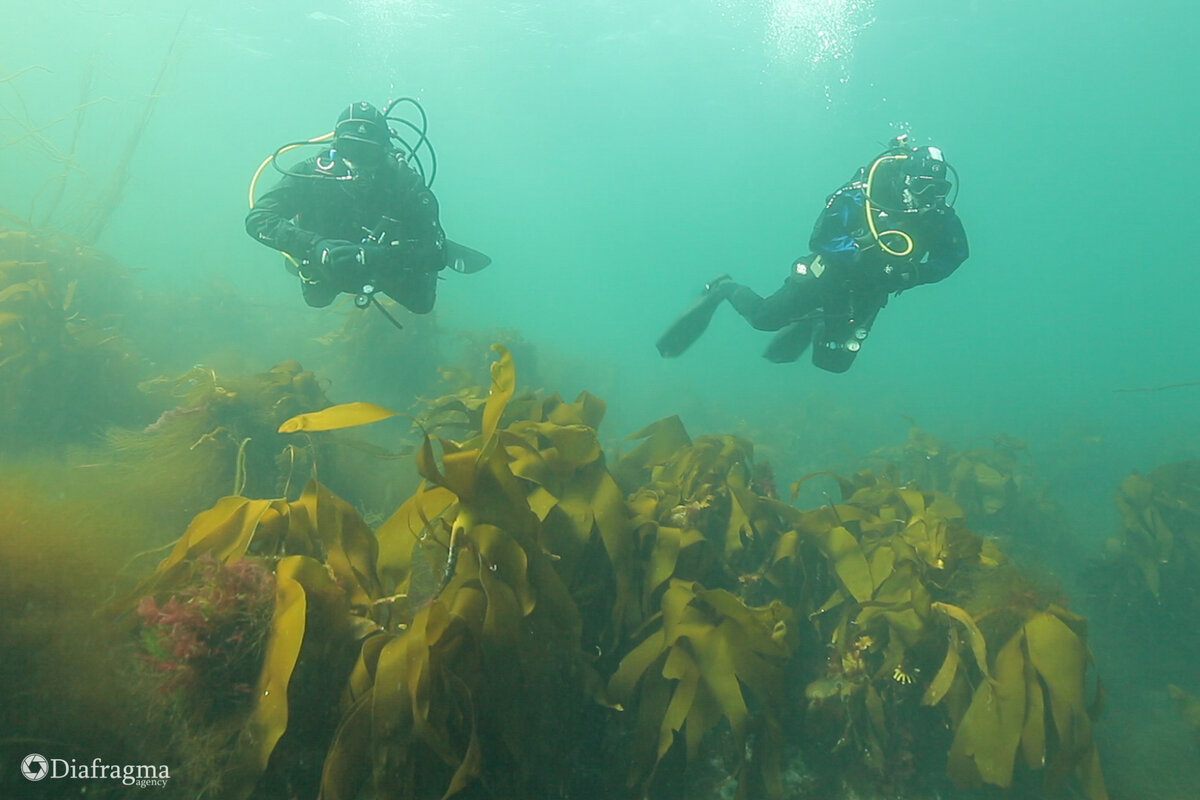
[2, 0, 1199, 798]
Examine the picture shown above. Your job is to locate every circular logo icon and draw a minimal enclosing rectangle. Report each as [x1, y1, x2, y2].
[21, 753, 49, 781]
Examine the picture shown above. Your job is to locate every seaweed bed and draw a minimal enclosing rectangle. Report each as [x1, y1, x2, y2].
[1, 228, 1199, 800]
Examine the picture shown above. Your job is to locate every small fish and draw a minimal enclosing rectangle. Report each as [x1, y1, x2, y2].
[307, 11, 350, 27]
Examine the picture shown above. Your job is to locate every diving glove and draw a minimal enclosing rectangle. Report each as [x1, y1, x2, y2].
[314, 239, 359, 267]
[309, 239, 392, 291]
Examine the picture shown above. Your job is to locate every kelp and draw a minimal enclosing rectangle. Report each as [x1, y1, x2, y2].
[764, 472, 1106, 798]
[115, 345, 1107, 800]
[0, 226, 149, 449]
[104, 361, 331, 515]
[1089, 461, 1200, 625]
[944, 606, 1105, 798]
[608, 580, 794, 797]
[107, 361, 413, 523]
[1116, 462, 1200, 600]
[320, 344, 630, 799]
[865, 425, 1065, 550]
[279, 400, 399, 433]
[117, 479, 378, 800]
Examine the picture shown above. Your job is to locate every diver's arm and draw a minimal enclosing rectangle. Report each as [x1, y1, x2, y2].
[245, 174, 322, 258]
[913, 211, 969, 285]
[388, 162, 448, 272]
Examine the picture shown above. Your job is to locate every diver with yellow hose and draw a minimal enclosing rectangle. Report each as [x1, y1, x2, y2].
[246, 99, 489, 320]
[656, 135, 968, 372]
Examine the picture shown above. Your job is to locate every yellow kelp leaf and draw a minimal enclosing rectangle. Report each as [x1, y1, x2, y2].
[659, 646, 700, 759]
[375, 485, 457, 591]
[947, 630, 1027, 788]
[692, 621, 751, 750]
[112, 497, 276, 608]
[549, 389, 607, 430]
[318, 694, 373, 800]
[815, 525, 874, 603]
[868, 540, 896, 590]
[973, 461, 1008, 490]
[501, 429, 552, 487]
[277, 400, 397, 433]
[481, 343, 514, 441]
[1026, 612, 1109, 800]
[627, 654, 672, 787]
[723, 493, 752, 565]
[368, 624, 422, 749]
[1021, 657, 1046, 769]
[552, 463, 634, 632]
[932, 602, 994, 684]
[684, 678, 724, 763]
[520, 419, 602, 468]
[440, 441, 481, 499]
[296, 479, 380, 606]
[928, 491, 966, 521]
[609, 627, 666, 707]
[923, 626, 961, 706]
[620, 415, 691, 471]
[344, 632, 391, 705]
[1024, 610, 1088, 751]
[645, 525, 706, 601]
[473, 523, 535, 616]
[789, 470, 857, 502]
[898, 488, 926, 517]
[224, 554, 320, 798]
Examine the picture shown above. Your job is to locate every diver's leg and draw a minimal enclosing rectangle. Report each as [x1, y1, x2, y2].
[727, 261, 823, 332]
[381, 269, 438, 314]
[762, 320, 816, 363]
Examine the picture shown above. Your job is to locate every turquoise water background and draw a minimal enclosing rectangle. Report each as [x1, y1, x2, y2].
[2, 1, 1198, 797]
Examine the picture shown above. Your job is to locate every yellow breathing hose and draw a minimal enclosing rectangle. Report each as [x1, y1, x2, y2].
[247, 131, 334, 269]
[864, 153, 914, 257]
[247, 131, 334, 209]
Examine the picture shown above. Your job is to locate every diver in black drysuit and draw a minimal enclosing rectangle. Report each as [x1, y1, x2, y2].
[247, 101, 488, 311]
[657, 137, 969, 373]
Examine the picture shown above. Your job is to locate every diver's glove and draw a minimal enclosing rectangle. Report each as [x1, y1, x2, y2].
[881, 261, 918, 292]
[306, 239, 370, 289]
[313, 239, 359, 268]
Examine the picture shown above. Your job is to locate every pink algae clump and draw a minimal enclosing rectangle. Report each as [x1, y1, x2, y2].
[136, 555, 275, 715]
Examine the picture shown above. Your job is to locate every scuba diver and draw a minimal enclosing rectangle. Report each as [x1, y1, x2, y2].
[656, 135, 969, 373]
[246, 100, 489, 321]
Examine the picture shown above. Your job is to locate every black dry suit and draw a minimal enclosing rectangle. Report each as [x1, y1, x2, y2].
[720, 160, 969, 372]
[246, 151, 447, 311]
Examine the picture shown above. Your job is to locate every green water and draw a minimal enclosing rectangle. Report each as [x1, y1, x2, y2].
[1, 1, 1197, 798]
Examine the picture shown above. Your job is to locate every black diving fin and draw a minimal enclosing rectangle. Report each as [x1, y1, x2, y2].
[656, 287, 727, 358]
[445, 240, 492, 274]
[762, 319, 816, 363]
